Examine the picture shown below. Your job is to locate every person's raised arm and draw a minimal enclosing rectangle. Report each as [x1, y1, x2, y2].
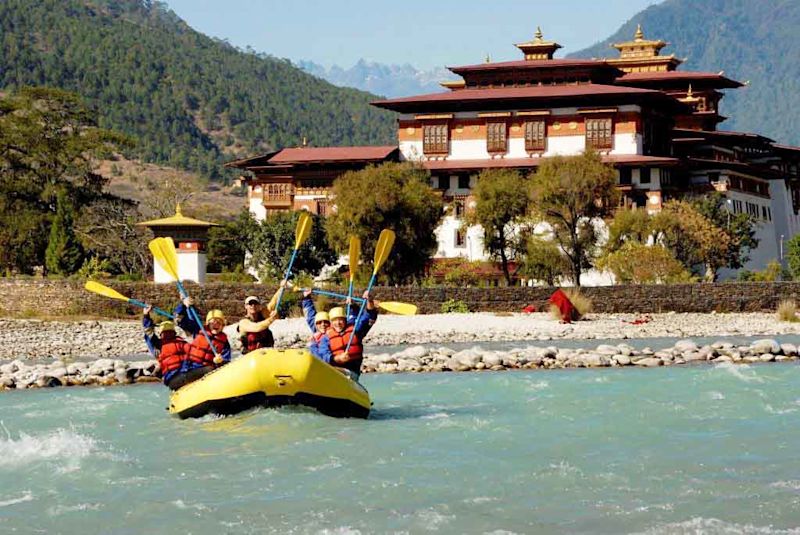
[174, 297, 200, 336]
[301, 289, 317, 333]
[142, 305, 160, 356]
[238, 309, 279, 334]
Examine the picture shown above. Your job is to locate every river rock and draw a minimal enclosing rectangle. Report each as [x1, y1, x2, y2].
[613, 354, 632, 366]
[635, 357, 663, 367]
[595, 344, 620, 356]
[780, 343, 798, 356]
[750, 339, 781, 355]
[453, 348, 483, 368]
[583, 354, 611, 367]
[397, 345, 428, 360]
[674, 340, 699, 352]
[759, 353, 776, 362]
[482, 352, 503, 368]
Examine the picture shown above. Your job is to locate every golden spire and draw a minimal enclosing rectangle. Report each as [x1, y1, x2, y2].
[301, 136, 308, 147]
[679, 84, 700, 104]
[634, 24, 644, 40]
[535, 26, 543, 41]
[175, 203, 182, 216]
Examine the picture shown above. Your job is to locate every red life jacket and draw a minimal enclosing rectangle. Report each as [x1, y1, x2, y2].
[187, 331, 228, 367]
[158, 334, 188, 376]
[326, 325, 362, 373]
[312, 331, 325, 343]
[241, 316, 274, 353]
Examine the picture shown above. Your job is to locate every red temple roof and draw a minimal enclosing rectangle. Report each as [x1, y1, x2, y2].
[268, 146, 398, 164]
[619, 71, 743, 88]
[226, 146, 398, 169]
[448, 58, 611, 74]
[373, 84, 681, 113]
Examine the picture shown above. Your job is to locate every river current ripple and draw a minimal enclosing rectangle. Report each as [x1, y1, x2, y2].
[1, 364, 799, 534]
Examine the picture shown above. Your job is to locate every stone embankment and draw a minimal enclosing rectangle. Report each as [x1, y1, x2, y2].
[0, 338, 796, 391]
[3, 312, 800, 361]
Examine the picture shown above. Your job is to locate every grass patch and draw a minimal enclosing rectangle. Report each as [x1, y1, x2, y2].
[776, 299, 799, 322]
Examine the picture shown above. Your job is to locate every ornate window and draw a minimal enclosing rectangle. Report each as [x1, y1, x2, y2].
[586, 118, 613, 150]
[423, 124, 449, 154]
[455, 228, 466, 247]
[486, 122, 507, 152]
[524, 120, 546, 152]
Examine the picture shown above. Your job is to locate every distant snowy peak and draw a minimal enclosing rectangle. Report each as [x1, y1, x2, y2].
[298, 59, 455, 98]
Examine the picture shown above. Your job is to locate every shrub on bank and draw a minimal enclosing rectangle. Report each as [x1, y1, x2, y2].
[776, 300, 799, 322]
[441, 299, 470, 313]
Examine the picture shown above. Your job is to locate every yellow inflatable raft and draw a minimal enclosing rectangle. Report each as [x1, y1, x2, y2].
[168, 348, 371, 419]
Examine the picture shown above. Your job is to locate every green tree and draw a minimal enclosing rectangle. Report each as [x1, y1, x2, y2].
[602, 207, 656, 256]
[690, 193, 758, 270]
[658, 200, 732, 281]
[325, 162, 443, 284]
[45, 191, 84, 275]
[529, 151, 619, 286]
[467, 169, 530, 285]
[207, 209, 256, 273]
[786, 235, 800, 280]
[596, 241, 695, 284]
[247, 211, 336, 281]
[520, 236, 571, 286]
[0, 87, 128, 273]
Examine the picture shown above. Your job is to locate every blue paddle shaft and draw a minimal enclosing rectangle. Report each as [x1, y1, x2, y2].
[175, 279, 218, 359]
[128, 299, 174, 319]
[311, 288, 365, 303]
[275, 248, 299, 311]
[345, 273, 376, 354]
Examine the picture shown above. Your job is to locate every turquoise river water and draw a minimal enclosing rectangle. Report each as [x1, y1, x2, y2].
[1, 364, 800, 534]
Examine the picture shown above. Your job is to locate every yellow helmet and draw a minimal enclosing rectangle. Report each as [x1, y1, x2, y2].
[157, 321, 175, 332]
[315, 311, 330, 323]
[328, 307, 346, 320]
[206, 309, 226, 324]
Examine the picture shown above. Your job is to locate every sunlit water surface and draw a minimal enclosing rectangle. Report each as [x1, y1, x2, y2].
[1, 364, 800, 534]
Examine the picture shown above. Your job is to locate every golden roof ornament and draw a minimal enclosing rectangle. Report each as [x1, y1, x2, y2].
[634, 24, 644, 41]
[175, 203, 183, 216]
[515, 26, 562, 61]
[679, 84, 700, 104]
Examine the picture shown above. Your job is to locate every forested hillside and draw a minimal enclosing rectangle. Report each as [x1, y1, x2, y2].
[571, 0, 800, 145]
[0, 0, 396, 179]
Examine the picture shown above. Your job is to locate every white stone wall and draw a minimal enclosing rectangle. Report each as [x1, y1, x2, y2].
[153, 252, 206, 284]
[249, 186, 267, 222]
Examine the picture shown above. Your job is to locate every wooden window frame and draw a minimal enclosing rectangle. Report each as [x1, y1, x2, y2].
[524, 120, 546, 152]
[486, 121, 508, 153]
[585, 117, 613, 151]
[423, 123, 449, 155]
[454, 228, 466, 248]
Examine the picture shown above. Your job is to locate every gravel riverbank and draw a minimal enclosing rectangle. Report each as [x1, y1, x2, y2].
[1, 312, 799, 390]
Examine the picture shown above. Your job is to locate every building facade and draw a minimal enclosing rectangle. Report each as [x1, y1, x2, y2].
[228, 26, 800, 281]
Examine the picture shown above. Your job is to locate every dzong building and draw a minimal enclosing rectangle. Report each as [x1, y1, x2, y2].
[227, 26, 800, 283]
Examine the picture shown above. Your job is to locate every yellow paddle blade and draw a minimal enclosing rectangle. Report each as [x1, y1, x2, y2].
[348, 236, 361, 282]
[372, 229, 396, 275]
[84, 280, 129, 302]
[148, 237, 180, 281]
[294, 211, 312, 250]
[378, 301, 417, 315]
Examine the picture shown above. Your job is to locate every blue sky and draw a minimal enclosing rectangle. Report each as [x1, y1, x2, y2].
[164, 0, 662, 70]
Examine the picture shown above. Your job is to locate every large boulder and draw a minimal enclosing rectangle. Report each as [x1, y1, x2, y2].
[750, 339, 781, 355]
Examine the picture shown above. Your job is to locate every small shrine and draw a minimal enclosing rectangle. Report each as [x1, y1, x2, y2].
[138, 204, 218, 284]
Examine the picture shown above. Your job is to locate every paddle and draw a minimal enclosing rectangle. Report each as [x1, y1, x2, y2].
[84, 281, 174, 318]
[345, 229, 396, 353]
[274, 211, 312, 312]
[305, 288, 416, 315]
[346, 236, 361, 317]
[148, 237, 218, 358]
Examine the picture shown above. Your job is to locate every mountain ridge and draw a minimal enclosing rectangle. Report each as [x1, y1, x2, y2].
[0, 0, 396, 179]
